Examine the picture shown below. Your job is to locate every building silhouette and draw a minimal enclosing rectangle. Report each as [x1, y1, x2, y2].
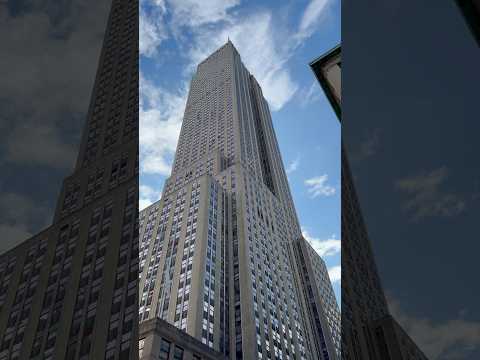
[310, 46, 428, 360]
[0, 0, 139, 359]
[138, 41, 340, 360]
[454, 0, 480, 46]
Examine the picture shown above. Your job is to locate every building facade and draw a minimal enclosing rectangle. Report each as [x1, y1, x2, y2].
[0, 0, 139, 359]
[293, 238, 341, 359]
[340, 150, 390, 359]
[138, 41, 340, 360]
[366, 316, 428, 360]
[309, 46, 341, 119]
[139, 318, 224, 360]
[454, 0, 480, 46]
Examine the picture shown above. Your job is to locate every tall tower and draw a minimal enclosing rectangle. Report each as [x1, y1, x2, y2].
[0, 1, 139, 359]
[139, 41, 340, 360]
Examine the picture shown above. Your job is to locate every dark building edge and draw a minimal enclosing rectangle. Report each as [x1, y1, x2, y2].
[309, 45, 341, 120]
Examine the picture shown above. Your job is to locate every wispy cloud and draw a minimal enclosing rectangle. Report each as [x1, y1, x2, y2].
[170, 0, 330, 111]
[139, 184, 162, 210]
[139, 72, 188, 175]
[188, 11, 298, 111]
[140, 2, 168, 57]
[286, 156, 300, 174]
[167, 0, 240, 28]
[395, 167, 466, 221]
[296, 0, 331, 42]
[305, 174, 336, 198]
[139, 0, 333, 176]
[302, 228, 340, 257]
[298, 80, 321, 107]
[328, 265, 341, 283]
[389, 297, 480, 359]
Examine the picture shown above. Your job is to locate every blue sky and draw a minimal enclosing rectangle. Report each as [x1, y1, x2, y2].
[139, 0, 341, 303]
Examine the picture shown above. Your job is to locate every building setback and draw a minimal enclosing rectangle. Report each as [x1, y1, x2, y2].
[293, 237, 341, 359]
[139, 318, 224, 360]
[138, 41, 340, 360]
[0, 0, 139, 359]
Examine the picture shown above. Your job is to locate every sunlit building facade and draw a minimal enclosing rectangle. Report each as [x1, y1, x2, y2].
[139, 41, 340, 360]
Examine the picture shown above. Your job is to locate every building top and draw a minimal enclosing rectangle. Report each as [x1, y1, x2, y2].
[197, 39, 239, 70]
[310, 45, 341, 121]
[454, 0, 480, 46]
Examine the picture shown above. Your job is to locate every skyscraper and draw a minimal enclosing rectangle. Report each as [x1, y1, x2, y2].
[0, 0, 139, 359]
[138, 41, 340, 360]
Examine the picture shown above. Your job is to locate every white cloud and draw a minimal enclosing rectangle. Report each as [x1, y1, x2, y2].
[138, 0, 334, 177]
[395, 167, 466, 220]
[139, 184, 162, 210]
[168, 0, 240, 28]
[298, 80, 321, 107]
[140, 4, 168, 57]
[188, 11, 298, 111]
[297, 0, 330, 41]
[389, 298, 480, 359]
[139, 72, 188, 175]
[286, 156, 300, 174]
[305, 174, 336, 198]
[139, 198, 152, 211]
[328, 265, 341, 283]
[302, 228, 340, 257]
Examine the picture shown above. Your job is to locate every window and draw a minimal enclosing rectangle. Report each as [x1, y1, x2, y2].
[159, 338, 171, 360]
[173, 346, 184, 360]
[139, 338, 145, 358]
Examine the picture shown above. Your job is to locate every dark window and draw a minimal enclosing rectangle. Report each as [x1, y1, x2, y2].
[159, 338, 171, 360]
[173, 346, 184, 360]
